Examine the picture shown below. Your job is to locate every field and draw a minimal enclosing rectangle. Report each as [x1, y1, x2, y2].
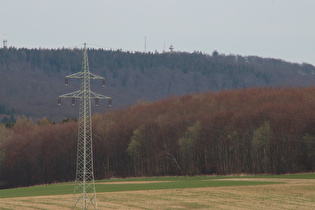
[0, 174, 314, 209]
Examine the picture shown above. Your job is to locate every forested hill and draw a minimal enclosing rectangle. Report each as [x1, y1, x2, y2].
[0, 47, 315, 121]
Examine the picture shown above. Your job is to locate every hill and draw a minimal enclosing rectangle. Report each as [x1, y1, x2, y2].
[1, 47, 315, 121]
[1, 87, 314, 188]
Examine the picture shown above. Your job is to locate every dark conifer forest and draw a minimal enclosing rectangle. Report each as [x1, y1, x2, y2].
[0, 47, 315, 189]
[0, 47, 315, 121]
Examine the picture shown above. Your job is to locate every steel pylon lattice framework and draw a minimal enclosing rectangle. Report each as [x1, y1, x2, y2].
[58, 43, 112, 209]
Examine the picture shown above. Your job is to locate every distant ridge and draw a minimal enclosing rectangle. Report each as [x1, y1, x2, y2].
[0, 48, 314, 121]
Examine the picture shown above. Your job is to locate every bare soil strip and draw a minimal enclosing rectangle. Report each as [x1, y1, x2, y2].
[0, 178, 314, 209]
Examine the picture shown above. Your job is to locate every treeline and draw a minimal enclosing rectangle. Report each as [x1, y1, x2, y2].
[1, 47, 314, 83]
[0, 87, 315, 188]
[0, 47, 256, 74]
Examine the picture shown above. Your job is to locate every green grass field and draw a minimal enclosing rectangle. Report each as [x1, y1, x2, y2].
[1, 173, 314, 199]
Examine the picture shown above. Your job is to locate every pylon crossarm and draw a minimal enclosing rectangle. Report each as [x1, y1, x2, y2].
[66, 72, 105, 80]
[59, 90, 83, 99]
[66, 72, 84, 79]
[88, 72, 105, 80]
[90, 90, 111, 99]
[59, 90, 110, 100]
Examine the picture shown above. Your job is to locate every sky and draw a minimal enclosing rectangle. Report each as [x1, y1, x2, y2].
[1, 0, 315, 65]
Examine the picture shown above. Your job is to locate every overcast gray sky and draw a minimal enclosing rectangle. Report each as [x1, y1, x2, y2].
[1, 0, 315, 65]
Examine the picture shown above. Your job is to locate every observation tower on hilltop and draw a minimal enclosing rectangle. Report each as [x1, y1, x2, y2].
[3, 38, 7, 48]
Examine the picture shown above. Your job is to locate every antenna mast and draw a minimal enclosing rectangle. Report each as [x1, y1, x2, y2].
[144, 36, 147, 53]
[58, 43, 112, 209]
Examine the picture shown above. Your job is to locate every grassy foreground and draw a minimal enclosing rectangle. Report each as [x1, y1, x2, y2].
[0, 175, 281, 199]
[0, 173, 314, 199]
[0, 173, 314, 209]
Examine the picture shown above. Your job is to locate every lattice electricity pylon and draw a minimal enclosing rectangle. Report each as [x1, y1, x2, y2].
[58, 43, 112, 209]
